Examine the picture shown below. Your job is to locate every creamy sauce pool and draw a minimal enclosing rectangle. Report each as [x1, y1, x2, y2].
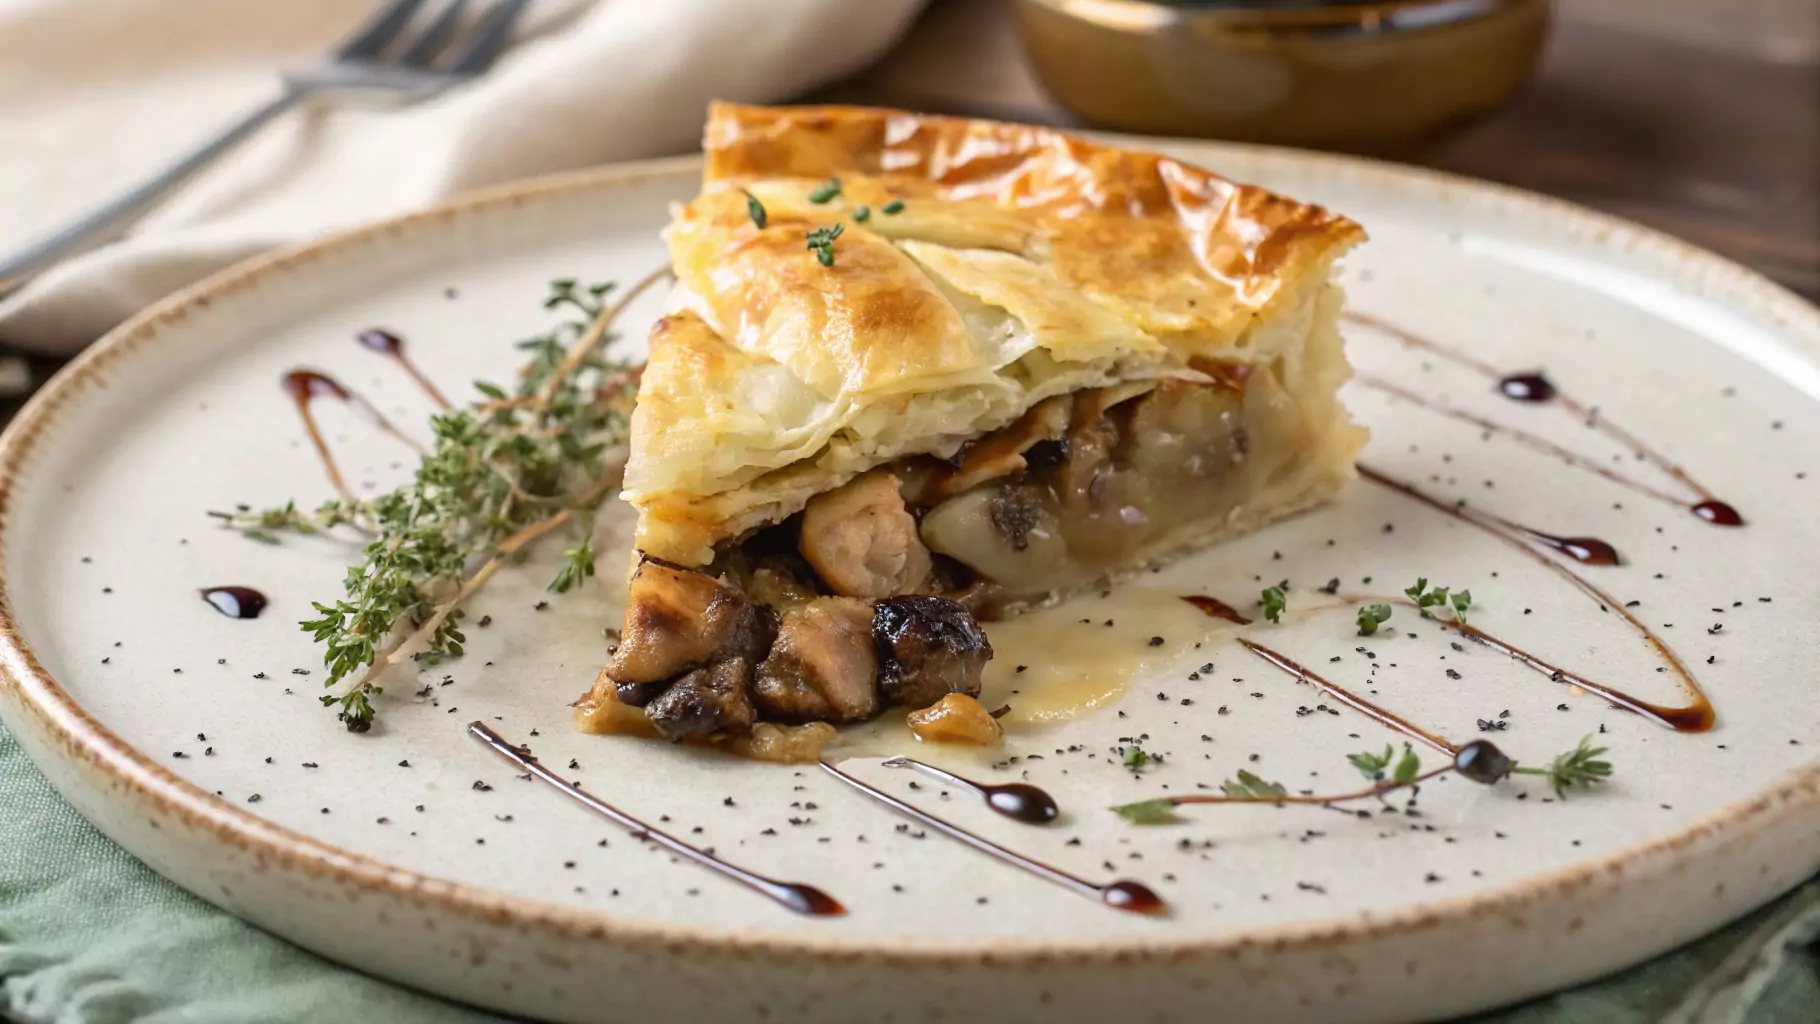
[977, 589, 1226, 726]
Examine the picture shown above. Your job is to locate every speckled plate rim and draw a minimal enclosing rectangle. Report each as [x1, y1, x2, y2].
[2, 145, 1818, 968]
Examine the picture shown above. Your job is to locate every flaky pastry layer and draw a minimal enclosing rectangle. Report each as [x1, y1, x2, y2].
[624, 103, 1366, 564]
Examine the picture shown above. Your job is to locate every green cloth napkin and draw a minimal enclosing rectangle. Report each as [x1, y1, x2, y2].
[2, 720, 1815, 1023]
[0, 723, 501, 1024]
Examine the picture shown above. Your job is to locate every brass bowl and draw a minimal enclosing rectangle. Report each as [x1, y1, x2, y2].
[1014, 0, 1550, 151]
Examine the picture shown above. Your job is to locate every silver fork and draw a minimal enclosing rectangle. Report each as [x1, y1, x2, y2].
[0, 0, 531, 298]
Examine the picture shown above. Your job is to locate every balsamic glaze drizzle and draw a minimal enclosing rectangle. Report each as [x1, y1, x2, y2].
[1357, 373, 1688, 516]
[199, 585, 268, 620]
[1346, 312, 1745, 526]
[1503, 525, 1622, 567]
[1497, 372, 1557, 403]
[880, 756, 1060, 824]
[1445, 620, 1714, 732]
[1179, 465, 1716, 736]
[1439, 495, 1625, 567]
[469, 723, 845, 916]
[1359, 465, 1715, 732]
[356, 328, 451, 409]
[281, 370, 423, 503]
[1180, 595, 1252, 625]
[1235, 639, 1457, 754]
[1692, 499, 1745, 526]
[819, 760, 1165, 915]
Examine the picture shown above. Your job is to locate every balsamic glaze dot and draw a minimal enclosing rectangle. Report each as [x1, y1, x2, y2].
[1100, 880, 1166, 915]
[1454, 740, 1513, 785]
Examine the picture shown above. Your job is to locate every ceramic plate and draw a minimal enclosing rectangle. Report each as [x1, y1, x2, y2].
[2, 145, 1817, 1024]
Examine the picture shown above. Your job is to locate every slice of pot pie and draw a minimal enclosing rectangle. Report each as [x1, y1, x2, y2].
[588, 103, 1367, 748]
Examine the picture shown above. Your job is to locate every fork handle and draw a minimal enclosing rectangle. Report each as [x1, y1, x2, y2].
[0, 87, 304, 297]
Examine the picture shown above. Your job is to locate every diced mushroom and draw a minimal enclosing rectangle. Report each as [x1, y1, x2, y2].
[919, 483, 1068, 593]
[643, 657, 759, 741]
[606, 558, 779, 741]
[605, 559, 750, 697]
[872, 595, 993, 709]
[798, 469, 932, 599]
[987, 485, 1047, 552]
[906, 693, 1003, 746]
[754, 597, 881, 723]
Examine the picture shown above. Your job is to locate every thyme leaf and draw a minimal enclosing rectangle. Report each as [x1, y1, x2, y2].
[1356, 603, 1392, 636]
[1392, 743, 1421, 784]
[1407, 578, 1472, 623]
[1220, 770, 1287, 799]
[1347, 744, 1394, 780]
[207, 499, 365, 543]
[1260, 586, 1287, 624]
[1513, 734, 1613, 798]
[548, 509, 598, 594]
[1109, 798, 1180, 825]
[806, 223, 844, 267]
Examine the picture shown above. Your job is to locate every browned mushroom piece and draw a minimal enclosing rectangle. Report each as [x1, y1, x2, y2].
[643, 656, 760, 741]
[872, 595, 993, 709]
[606, 558, 778, 740]
[753, 597, 881, 723]
[606, 559, 748, 697]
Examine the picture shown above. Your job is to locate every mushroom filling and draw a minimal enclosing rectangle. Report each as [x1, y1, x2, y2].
[917, 360, 1317, 604]
[603, 363, 1300, 743]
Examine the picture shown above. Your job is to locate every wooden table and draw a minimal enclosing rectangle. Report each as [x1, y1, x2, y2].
[818, 0, 1820, 302]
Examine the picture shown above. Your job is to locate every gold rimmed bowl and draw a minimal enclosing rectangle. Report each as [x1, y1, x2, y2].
[1015, 0, 1550, 150]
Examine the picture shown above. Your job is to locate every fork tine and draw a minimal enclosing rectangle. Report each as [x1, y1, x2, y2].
[336, 0, 428, 60]
[396, 0, 468, 68]
[445, 0, 531, 76]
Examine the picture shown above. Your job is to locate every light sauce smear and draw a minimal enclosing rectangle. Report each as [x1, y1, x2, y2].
[978, 590, 1227, 726]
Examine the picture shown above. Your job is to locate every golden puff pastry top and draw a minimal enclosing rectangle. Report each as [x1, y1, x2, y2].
[624, 103, 1365, 565]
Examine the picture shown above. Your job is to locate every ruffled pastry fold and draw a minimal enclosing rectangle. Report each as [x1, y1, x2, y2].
[625, 103, 1365, 565]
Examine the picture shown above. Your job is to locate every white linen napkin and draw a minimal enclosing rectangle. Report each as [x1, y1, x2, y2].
[0, 0, 926, 354]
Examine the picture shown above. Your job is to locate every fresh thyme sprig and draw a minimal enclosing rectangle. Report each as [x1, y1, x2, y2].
[218, 268, 666, 732]
[208, 499, 367, 543]
[1355, 603, 1392, 636]
[808, 177, 842, 204]
[1347, 742, 1421, 784]
[1110, 735, 1613, 824]
[806, 223, 843, 267]
[1511, 735, 1612, 798]
[548, 509, 598, 594]
[1406, 577, 1472, 622]
[743, 189, 767, 229]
